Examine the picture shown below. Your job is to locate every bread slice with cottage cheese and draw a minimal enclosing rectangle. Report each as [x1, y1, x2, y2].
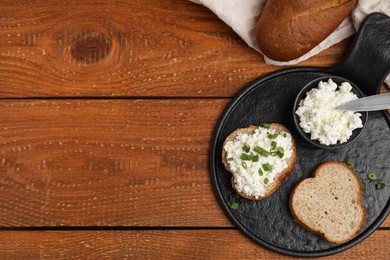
[289, 162, 366, 244]
[222, 124, 296, 200]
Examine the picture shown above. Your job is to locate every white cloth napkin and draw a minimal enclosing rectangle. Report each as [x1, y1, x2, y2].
[189, 0, 390, 86]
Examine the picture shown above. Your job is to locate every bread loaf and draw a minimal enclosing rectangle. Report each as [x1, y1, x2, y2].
[222, 124, 296, 200]
[256, 0, 356, 61]
[289, 162, 366, 244]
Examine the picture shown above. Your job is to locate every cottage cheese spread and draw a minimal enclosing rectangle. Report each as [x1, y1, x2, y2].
[223, 126, 293, 198]
[295, 79, 363, 146]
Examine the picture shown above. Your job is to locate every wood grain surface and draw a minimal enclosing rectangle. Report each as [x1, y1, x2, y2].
[0, 99, 228, 226]
[0, 0, 389, 259]
[0, 0, 350, 98]
[0, 230, 389, 259]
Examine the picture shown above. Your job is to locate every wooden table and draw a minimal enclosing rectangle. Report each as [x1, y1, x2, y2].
[0, 1, 389, 258]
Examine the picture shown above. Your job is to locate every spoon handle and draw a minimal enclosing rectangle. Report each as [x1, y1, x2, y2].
[336, 92, 390, 111]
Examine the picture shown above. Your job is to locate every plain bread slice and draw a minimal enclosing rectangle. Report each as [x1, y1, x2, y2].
[290, 162, 366, 244]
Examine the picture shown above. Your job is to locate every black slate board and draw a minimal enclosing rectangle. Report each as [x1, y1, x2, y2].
[209, 68, 390, 257]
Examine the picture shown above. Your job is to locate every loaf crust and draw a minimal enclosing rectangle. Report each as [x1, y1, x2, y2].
[289, 162, 366, 244]
[256, 0, 356, 61]
[222, 124, 296, 200]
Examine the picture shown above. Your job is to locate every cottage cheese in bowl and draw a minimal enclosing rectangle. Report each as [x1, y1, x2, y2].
[295, 78, 364, 146]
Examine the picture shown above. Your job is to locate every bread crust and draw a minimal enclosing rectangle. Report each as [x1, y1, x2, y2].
[222, 123, 296, 200]
[289, 162, 366, 244]
[256, 0, 356, 61]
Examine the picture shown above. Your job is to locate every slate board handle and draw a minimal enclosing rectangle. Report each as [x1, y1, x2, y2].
[332, 12, 390, 96]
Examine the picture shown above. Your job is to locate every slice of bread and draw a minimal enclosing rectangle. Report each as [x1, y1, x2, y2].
[222, 123, 296, 200]
[290, 162, 366, 244]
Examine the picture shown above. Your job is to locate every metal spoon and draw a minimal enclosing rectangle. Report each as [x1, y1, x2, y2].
[336, 92, 390, 112]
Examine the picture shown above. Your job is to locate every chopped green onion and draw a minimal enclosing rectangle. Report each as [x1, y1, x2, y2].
[227, 193, 242, 210]
[264, 178, 269, 184]
[367, 172, 377, 181]
[270, 151, 277, 156]
[262, 163, 272, 172]
[228, 201, 239, 209]
[242, 162, 247, 169]
[267, 133, 278, 139]
[241, 153, 253, 161]
[277, 147, 285, 158]
[261, 150, 270, 157]
[252, 155, 259, 162]
[254, 146, 269, 157]
[376, 183, 385, 190]
[346, 159, 354, 166]
[283, 133, 287, 138]
[242, 144, 250, 153]
[227, 157, 234, 161]
[258, 168, 263, 176]
[261, 124, 270, 129]
[271, 141, 277, 149]
[361, 182, 367, 191]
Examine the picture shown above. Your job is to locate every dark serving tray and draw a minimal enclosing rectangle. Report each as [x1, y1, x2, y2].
[209, 13, 390, 257]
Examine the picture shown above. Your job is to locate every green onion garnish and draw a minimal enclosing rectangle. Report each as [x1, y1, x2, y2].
[242, 162, 247, 169]
[283, 133, 287, 138]
[271, 141, 277, 149]
[361, 182, 367, 191]
[252, 155, 259, 162]
[228, 201, 239, 209]
[254, 146, 269, 157]
[346, 159, 354, 166]
[267, 133, 278, 139]
[262, 163, 272, 172]
[258, 168, 263, 176]
[242, 144, 250, 153]
[264, 178, 269, 184]
[227, 194, 242, 209]
[241, 153, 254, 161]
[367, 172, 377, 181]
[276, 147, 285, 158]
[262, 124, 270, 129]
[227, 157, 234, 161]
[376, 183, 385, 190]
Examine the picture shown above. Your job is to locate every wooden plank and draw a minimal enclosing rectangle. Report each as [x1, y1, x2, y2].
[0, 99, 229, 226]
[0, 0, 350, 98]
[0, 229, 388, 259]
[0, 100, 388, 227]
[383, 217, 390, 227]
